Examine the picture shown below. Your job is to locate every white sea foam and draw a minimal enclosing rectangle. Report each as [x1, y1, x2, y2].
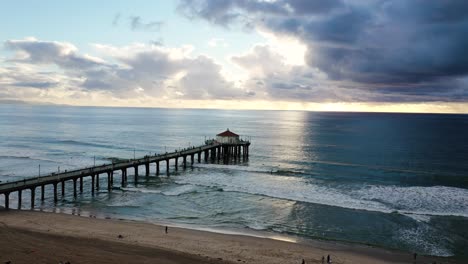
[122, 185, 197, 196]
[175, 172, 468, 218]
[352, 185, 468, 217]
[161, 185, 197, 196]
[395, 225, 454, 256]
[121, 187, 162, 194]
[402, 214, 432, 223]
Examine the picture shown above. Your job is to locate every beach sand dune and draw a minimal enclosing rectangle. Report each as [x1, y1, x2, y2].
[0, 210, 458, 264]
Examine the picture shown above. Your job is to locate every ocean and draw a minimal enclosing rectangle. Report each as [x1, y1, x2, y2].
[1, 104, 467, 258]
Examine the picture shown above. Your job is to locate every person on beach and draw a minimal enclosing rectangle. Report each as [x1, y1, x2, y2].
[321, 256, 325, 263]
[327, 254, 331, 263]
[165, 226, 168, 234]
[301, 259, 305, 264]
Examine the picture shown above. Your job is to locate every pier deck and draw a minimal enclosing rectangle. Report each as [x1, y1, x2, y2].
[0, 141, 250, 210]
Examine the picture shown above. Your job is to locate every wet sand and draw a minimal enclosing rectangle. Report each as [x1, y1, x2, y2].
[0, 210, 458, 264]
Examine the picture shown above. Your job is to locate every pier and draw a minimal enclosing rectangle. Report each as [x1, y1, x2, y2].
[0, 138, 250, 210]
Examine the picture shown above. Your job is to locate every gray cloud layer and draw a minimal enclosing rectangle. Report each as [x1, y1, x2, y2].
[179, 0, 468, 102]
[2, 38, 247, 102]
[2, 1, 468, 105]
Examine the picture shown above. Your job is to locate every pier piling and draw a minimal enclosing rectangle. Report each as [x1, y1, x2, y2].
[0, 140, 250, 207]
[91, 175, 95, 195]
[73, 178, 77, 197]
[166, 159, 169, 175]
[30, 187, 35, 209]
[53, 183, 58, 202]
[41, 185, 45, 200]
[4, 192, 9, 210]
[17, 190, 22, 209]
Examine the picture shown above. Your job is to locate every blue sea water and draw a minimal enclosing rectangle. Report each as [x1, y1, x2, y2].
[0, 104, 467, 258]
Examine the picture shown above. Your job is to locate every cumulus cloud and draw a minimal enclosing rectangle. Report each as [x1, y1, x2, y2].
[179, 0, 468, 102]
[231, 44, 347, 101]
[1, 38, 249, 103]
[5, 38, 105, 69]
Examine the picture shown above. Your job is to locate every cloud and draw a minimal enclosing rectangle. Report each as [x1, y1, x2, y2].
[179, 0, 468, 102]
[112, 13, 121, 26]
[129, 16, 164, 32]
[1, 38, 248, 103]
[5, 38, 106, 69]
[231, 44, 342, 101]
[112, 13, 164, 32]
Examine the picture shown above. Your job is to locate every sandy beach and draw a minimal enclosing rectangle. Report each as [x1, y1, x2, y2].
[0, 210, 458, 264]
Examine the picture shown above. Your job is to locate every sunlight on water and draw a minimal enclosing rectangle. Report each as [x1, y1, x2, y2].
[1, 105, 468, 258]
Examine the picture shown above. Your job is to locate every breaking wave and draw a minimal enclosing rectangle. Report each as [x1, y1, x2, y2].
[175, 172, 468, 218]
[121, 184, 198, 196]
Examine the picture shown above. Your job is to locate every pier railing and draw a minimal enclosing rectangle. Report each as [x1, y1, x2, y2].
[0, 141, 250, 210]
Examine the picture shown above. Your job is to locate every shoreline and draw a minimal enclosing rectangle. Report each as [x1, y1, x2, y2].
[0, 210, 459, 264]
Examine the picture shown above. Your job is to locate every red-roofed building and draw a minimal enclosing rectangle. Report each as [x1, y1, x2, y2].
[216, 129, 240, 144]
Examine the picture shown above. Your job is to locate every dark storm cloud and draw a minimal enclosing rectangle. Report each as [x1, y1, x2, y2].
[178, 0, 288, 26]
[179, 0, 468, 102]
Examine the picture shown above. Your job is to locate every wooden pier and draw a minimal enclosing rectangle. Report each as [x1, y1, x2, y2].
[0, 141, 250, 210]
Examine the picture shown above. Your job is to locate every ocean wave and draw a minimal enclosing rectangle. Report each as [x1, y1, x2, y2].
[175, 172, 468, 218]
[194, 163, 309, 177]
[0, 155, 59, 165]
[162, 185, 198, 196]
[121, 187, 162, 194]
[352, 185, 468, 217]
[402, 214, 432, 223]
[121, 184, 198, 196]
[52, 139, 129, 150]
[0, 155, 31, 160]
[395, 225, 454, 256]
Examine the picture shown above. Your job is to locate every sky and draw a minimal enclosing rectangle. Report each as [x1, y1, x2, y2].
[1, 0, 468, 113]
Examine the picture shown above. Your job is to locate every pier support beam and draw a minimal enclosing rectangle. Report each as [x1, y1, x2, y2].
[91, 175, 95, 195]
[166, 159, 170, 175]
[96, 174, 100, 190]
[183, 156, 186, 169]
[145, 163, 149, 176]
[41, 185, 45, 201]
[156, 161, 160, 175]
[107, 172, 112, 191]
[175, 157, 179, 171]
[30, 187, 35, 209]
[80, 177, 83, 193]
[53, 183, 58, 202]
[17, 190, 22, 209]
[134, 166, 138, 184]
[73, 178, 77, 198]
[191, 154, 194, 166]
[121, 169, 126, 187]
[198, 152, 201, 163]
[4, 192, 9, 210]
[61, 181, 65, 197]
